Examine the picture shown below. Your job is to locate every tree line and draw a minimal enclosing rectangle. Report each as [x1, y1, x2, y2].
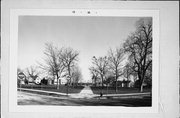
[18, 43, 82, 89]
[89, 18, 152, 92]
[39, 43, 81, 88]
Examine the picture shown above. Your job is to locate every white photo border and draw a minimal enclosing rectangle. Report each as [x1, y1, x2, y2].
[9, 9, 159, 113]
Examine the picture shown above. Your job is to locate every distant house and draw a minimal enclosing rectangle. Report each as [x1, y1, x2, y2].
[34, 77, 41, 84]
[121, 79, 131, 87]
[27, 77, 34, 84]
[117, 75, 137, 87]
[41, 78, 48, 85]
[60, 78, 67, 85]
[26, 75, 39, 84]
[46, 77, 54, 85]
[45, 76, 65, 85]
[129, 81, 135, 87]
[54, 77, 67, 85]
[92, 76, 101, 86]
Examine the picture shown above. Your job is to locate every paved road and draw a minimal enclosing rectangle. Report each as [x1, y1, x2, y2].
[18, 91, 151, 106]
[18, 91, 78, 105]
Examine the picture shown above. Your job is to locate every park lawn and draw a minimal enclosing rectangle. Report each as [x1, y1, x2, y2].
[19, 84, 84, 94]
[90, 86, 151, 95]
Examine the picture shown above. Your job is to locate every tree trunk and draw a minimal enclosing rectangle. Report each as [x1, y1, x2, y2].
[57, 79, 59, 89]
[56, 73, 59, 89]
[72, 79, 75, 88]
[68, 66, 71, 86]
[115, 77, 118, 93]
[139, 73, 145, 92]
[140, 84, 143, 92]
[137, 72, 142, 92]
[115, 68, 118, 93]
[95, 77, 97, 87]
[59, 79, 61, 85]
[101, 75, 104, 87]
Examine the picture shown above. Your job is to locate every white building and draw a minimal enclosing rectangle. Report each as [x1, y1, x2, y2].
[34, 77, 41, 84]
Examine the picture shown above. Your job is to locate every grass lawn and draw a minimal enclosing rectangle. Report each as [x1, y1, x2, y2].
[19, 84, 84, 94]
[74, 96, 152, 106]
[90, 86, 151, 94]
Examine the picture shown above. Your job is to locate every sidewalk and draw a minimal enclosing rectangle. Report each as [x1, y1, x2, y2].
[69, 85, 96, 99]
[18, 87, 99, 98]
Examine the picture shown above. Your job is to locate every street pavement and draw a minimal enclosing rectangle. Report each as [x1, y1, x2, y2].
[18, 91, 79, 105]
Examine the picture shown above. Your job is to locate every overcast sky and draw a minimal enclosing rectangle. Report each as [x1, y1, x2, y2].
[18, 16, 141, 82]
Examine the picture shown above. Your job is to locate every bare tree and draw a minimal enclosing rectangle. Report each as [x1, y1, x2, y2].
[17, 68, 23, 86]
[39, 43, 65, 89]
[89, 66, 100, 87]
[17, 68, 23, 74]
[123, 18, 152, 92]
[123, 63, 135, 81]
[26, 66, 39, 81]
[108, 48, 124, 92]
[59, 47, 79, 85]
[71, 65, 82, 86]
[91, 56, 109, 87]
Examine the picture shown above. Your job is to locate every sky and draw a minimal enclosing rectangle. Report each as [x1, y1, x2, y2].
[18, 16, 140, 82]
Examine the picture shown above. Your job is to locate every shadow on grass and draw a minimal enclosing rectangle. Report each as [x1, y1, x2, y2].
[68, 96, 152, 106]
